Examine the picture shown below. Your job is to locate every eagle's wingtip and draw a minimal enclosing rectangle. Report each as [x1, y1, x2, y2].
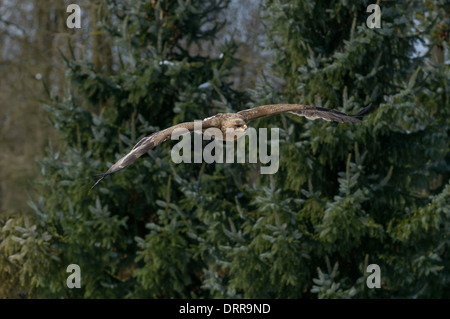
[89, 172, 111, 191]
[90, 165, 126, 190]
[90, 175, 105, 191]
[354, 103, 373, 117]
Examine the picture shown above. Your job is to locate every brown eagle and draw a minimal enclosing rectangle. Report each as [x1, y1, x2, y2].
[91, 103, 371, 188]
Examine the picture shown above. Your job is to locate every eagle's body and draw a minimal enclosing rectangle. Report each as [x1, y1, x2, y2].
[91, 103, 371, 188]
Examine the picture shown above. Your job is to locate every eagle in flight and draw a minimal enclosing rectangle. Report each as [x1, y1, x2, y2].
[91, 103, 371, 189]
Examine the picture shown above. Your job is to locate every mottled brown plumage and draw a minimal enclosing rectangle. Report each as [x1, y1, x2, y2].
[91, 103, 371, 189]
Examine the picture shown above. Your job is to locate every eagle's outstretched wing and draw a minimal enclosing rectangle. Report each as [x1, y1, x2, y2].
[91, 104, 371, 189]
[91, 116, 221, 189]
[238, 103, 372, 124]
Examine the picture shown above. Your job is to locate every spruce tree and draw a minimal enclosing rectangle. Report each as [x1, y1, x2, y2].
[1, 0, 248, 298]
[0, 0, 448, 299]
[245, 0, 449, 298]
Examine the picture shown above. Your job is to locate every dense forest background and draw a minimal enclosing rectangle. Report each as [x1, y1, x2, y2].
[0, 0, 449, 298]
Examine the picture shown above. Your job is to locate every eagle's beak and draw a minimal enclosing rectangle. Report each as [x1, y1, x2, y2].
[236, 124, 247, 132]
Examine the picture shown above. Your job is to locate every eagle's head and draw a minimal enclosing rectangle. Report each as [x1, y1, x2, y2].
[220, 115, 248, 141]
